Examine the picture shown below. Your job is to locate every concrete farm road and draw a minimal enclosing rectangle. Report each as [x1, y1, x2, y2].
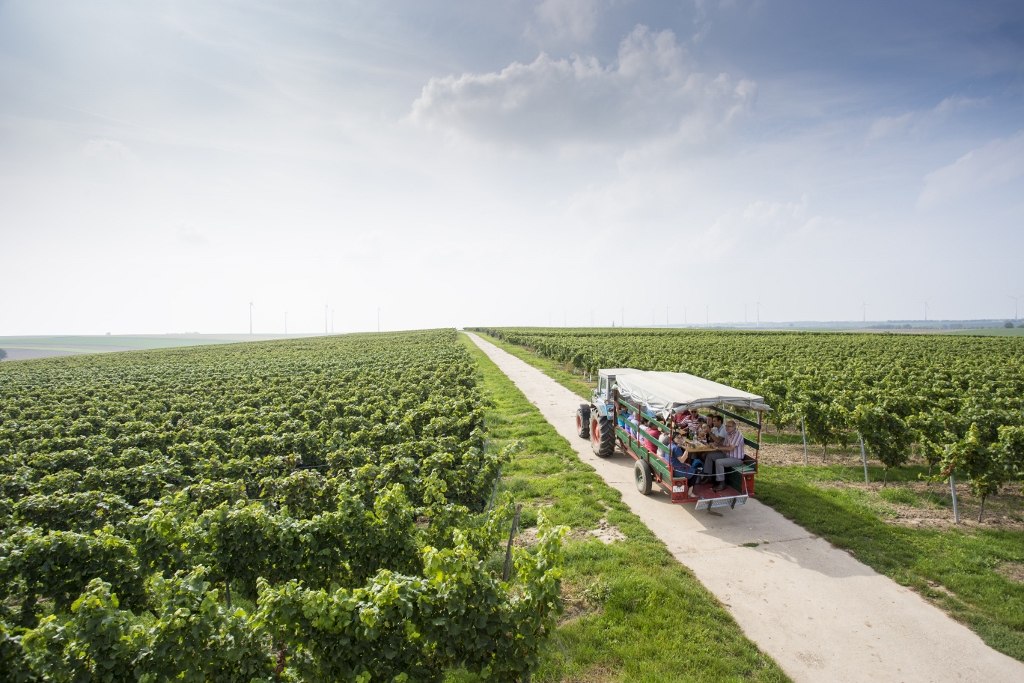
[466, 333, 1024, 683]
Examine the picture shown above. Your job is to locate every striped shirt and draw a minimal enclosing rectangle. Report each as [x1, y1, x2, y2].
[723, 428, 745, 460]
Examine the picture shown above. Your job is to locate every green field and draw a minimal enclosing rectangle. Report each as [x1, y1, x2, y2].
[0, 331, 562, 680]
[4, 325, 1022, 677]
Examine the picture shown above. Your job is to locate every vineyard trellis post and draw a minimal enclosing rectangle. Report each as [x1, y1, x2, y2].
[858, 433, 869, 484]
[503, 504, 523, 581]
[949, 474, 960, 524]
[801, 416, 808, 466]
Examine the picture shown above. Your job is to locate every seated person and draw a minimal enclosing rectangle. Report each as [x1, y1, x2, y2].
[640, 424, 660, 453]
[669, 433, 704, 484]
[681, 409, 701, 433]
[694, 422, 712, 444]
[626, 411, 638, 437]
[709, 414, 727, 446]
[672, 408, 687, 425]
[709, 420, 746, 492]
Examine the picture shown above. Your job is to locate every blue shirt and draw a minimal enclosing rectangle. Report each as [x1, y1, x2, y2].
[669, 443, 702, 477]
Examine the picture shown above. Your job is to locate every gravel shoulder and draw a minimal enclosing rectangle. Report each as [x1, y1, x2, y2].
[467, 332, 1024, 683]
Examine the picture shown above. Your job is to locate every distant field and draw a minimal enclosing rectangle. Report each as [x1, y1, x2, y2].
[948, 327, 1024, 337]
[0, 333, 319, 361]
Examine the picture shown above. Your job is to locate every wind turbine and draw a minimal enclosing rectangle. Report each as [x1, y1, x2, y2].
[249, 301, 253, 335]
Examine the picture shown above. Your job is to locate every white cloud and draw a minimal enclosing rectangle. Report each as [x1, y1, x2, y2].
[532, 0, 602, 44]
[706, 195, 830, 255]
[410, 25, 755, 150]
[82, 138, 136, 163]
[866, 112, 913, 141]
[934, 95, 987, 114]
[175, 224, 211, 247]
[867, 95, 990, 142]
[918, 130, 1024, 209]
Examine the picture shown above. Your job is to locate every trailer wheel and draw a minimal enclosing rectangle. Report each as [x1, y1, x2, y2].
[634, 460, 653, 495]
[576, 405, 591, 439]
[590, 416, 615, 458]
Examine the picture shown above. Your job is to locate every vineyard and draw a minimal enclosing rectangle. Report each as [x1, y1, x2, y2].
[472, 327, 1024, 517]
[0, 330, 563, 681]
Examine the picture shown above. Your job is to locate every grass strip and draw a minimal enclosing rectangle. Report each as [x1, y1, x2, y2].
[458, 333, 787, 682]
[478, 331, 1024, 663]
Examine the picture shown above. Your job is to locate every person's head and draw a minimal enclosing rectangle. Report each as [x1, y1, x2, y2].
[673, 432, 686, 444]
[725, 419, 737, 433]
[714, 415, 723, 426]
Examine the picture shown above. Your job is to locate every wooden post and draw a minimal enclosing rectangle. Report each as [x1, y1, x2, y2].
[801, 416, 808, 466]
[858, 433, 869, 483]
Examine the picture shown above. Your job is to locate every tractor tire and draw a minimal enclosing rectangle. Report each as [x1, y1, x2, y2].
[576, 405, 591, 439]
[635, 460, 653, 495]
[590, 415, 615, 458]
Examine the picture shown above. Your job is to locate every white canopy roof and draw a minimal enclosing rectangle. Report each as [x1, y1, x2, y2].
[612, 369, 771, 415]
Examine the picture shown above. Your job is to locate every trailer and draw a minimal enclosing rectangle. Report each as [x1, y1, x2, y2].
[576, 369, 771, 511]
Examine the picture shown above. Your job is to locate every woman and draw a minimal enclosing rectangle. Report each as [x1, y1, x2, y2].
[695, 422, 712, 444]
[669, 433, 704, 486]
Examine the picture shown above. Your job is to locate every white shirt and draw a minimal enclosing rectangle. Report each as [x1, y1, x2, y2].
[723, 428, 745, 460]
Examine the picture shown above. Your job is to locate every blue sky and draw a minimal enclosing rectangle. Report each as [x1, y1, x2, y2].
[1, 0, 1022, 334]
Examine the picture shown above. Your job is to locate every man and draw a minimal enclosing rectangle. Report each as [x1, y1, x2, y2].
[709, 414, 727, 445]
[681, 409, 701, 433]
[708, 420, 745, 492]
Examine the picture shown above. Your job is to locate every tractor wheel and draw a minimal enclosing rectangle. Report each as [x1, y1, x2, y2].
[590, 416, 615, 458]
[576, 405, 591, 439]
[634, 460, 653, 495]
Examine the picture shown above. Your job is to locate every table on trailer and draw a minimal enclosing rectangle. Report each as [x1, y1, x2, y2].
[683, 441, 723, 454]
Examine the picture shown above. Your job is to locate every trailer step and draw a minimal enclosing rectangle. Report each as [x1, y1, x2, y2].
[695, 495, 749, 511]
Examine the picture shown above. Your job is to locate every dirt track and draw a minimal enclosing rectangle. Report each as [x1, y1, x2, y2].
[467, 332, 1024, 683]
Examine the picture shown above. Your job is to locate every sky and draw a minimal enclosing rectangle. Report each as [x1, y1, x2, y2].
[1, 0, 1023, 334]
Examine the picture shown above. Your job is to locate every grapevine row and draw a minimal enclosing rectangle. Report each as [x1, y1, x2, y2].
[474, 327, 1024, 516]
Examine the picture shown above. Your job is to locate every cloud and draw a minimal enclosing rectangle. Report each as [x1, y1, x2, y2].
[531, 0, 602, 44]
[866, 95, 990, 141]
[410, 24, 755, 149]
[175, 224, 211, 247]
[706, 195, 834, 256]
[82, 138, 136, 163]
[918, 130, 1024, 209]
[934, 95, 987, 114]
[866, 112, 913, 141]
